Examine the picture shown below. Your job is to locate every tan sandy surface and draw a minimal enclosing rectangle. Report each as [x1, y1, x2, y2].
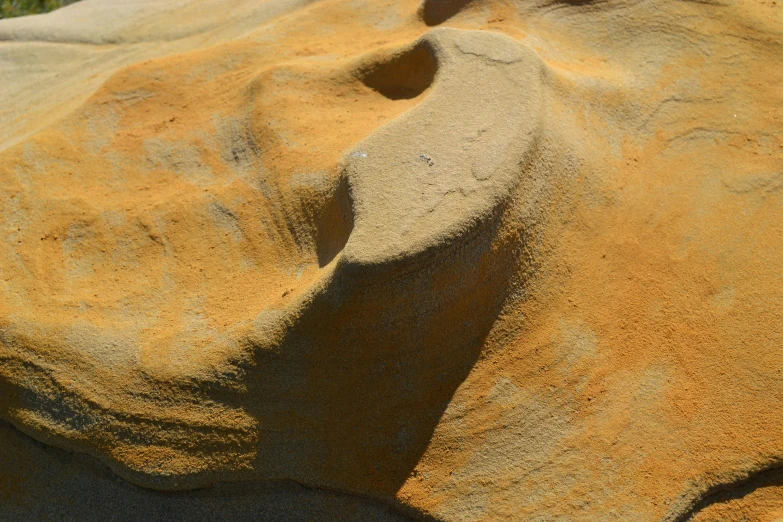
[1, 0, 782, 520]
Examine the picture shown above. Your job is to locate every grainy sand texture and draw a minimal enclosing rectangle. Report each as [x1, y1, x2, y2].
[0, 0, 782, 520]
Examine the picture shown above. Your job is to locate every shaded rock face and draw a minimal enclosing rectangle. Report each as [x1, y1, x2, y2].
[0, 0, 781, 521]
[0, 419, 413, 522]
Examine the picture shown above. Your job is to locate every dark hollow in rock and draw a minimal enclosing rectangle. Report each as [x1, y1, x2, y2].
[419, 0, 475, 26]
[360, 42, 437, 100]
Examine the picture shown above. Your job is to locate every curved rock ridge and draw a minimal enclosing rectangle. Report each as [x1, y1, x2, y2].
[0, 25, 561, 496]
[2, 0, 783, 521]
[343, 28, 545, 267]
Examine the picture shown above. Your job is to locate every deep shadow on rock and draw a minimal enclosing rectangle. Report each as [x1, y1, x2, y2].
[0, 419, 414, 522]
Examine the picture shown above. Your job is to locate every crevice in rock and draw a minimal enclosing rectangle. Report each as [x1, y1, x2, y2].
[670, 462, 783, 522]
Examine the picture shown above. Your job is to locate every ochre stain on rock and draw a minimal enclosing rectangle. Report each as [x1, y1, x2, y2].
[0, 0, 782, 520]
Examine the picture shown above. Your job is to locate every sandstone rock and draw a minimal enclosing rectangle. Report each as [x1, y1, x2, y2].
[1, 0, 781, 520]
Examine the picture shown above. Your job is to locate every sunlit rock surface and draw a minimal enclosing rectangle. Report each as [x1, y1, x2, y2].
[1, 0, 782, 520]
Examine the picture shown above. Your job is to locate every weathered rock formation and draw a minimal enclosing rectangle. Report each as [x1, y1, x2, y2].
[0, 0, 781, 520]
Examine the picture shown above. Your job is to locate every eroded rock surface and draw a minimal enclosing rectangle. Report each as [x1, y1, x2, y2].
[1, 0, 782, 520]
